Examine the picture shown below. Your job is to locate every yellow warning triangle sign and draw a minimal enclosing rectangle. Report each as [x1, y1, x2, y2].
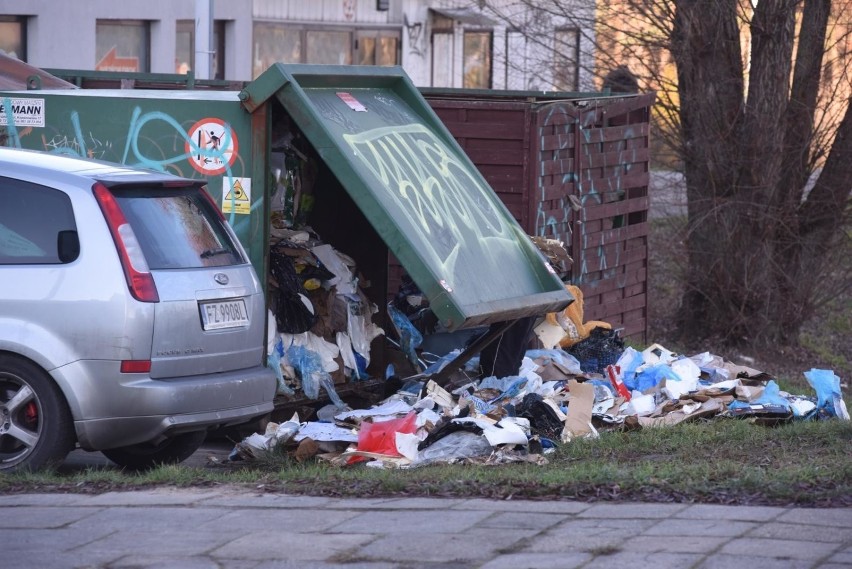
[224, 179, 249, 202]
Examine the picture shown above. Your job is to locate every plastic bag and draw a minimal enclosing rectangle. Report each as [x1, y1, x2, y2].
[615, 347, 643, 387]
[564, 327, 625, 374]
[269, 244, 319, 334]
[350, 411, 418, 464]
[750, 380, 791, 412]
[524, 349, 583, 375]
[387, 303, 424, 371]
[804, 369, 850, 420]
[267, 337, 294, 395]
[630, 362, 679, 392]
[411, 431, 493, 467]
[286, 343, 344, 406]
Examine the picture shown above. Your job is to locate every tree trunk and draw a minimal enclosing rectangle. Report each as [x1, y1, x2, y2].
[772, 0, 834, 341]
[799, 98, 852, 259]
[671, 0, 746, 341]
[672, 0, 850, 346]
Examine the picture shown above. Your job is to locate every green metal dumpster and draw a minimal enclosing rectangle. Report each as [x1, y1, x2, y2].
[37, 65, 654, 343]
[1, 63, 572, 410]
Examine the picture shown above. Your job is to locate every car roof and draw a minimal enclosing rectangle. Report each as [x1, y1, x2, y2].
[0, 147, 199, 187]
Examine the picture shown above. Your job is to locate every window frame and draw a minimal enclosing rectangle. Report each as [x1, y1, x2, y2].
[553, 27, 580, 92]
[355, 29, 400, 66]
[175, 19, 226, 79]
[462, 29, 493, 89]
[0, 15, 27, 61]
[252, 22, 401, 78]
[95, 19, 151, 73]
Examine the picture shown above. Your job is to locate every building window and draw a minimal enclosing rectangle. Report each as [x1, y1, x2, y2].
[553, 28, 579, 91]
[356, 31, 399, 66]
[463, 31, 492, 89]
[96, 20, 150, 73]
[253, 23, 400, 78]
[0, 16, 26, 61]
[253, 23, 301, 79]
[505, 30, 526, 90]
[306, 30, 352, 65]
[431, 13, 454, 88]
[176, 20, 226, 79]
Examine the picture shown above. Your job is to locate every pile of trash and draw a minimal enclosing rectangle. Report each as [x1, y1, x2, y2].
[251, 227, 848, 469]
[231, 337, 850, 468]
[265, 226, 384, 406]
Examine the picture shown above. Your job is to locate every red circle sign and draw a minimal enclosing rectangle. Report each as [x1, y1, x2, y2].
[185, 118, 238, 176]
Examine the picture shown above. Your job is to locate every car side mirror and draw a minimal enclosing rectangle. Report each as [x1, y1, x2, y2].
[57, 230, 80, 263]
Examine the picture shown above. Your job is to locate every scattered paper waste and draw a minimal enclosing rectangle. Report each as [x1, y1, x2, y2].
[232, 335, 850, 469]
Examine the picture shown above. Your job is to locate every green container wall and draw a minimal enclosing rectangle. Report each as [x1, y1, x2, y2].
[0, 89, 267, 276]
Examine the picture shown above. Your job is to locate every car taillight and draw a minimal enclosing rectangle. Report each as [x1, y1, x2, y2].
[92, 182, 160, 303]
[120, 360, 151, 374]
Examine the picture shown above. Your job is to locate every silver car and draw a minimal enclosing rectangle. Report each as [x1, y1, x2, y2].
[0, 148, 275, 471]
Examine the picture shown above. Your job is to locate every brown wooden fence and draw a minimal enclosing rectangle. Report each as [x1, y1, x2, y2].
[425, 91, 656, 343]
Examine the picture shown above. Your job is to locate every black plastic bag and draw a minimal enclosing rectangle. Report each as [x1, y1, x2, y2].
[269, 245, 317, 334]
[564, 327, 625, 375]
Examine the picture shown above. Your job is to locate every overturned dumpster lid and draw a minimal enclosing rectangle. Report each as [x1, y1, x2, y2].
[244, 64, 572, 331]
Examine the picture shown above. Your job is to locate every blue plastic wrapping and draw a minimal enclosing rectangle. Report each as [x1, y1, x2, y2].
[423, 350, 480, 375]
[479, 375, 522, 392]
[587, 378, 615, 396]
[629, 362, 680, 392]
[804, 369, 849, 419]
[388, 304, 424, 371]
[524, 349, 582, 375]
[267, 337, 294, 395]
[465, 394, 495, 414]
[286, 343, 344, 406]
[615, 347, 643, 389]
[750, 380, 791, 412]
[482, 376, 528, 404]
[353, 351, 369, 380]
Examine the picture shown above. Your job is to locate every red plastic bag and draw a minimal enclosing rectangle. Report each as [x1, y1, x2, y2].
[348, 411, 417, 464]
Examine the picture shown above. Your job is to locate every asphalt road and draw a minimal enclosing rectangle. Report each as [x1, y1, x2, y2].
[59, 439, 238, 473]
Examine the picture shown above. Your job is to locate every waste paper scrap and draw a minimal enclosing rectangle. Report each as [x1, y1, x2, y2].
[232, 339, 849, 468]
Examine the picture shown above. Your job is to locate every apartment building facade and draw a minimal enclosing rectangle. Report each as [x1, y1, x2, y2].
[0, 0, 596, 91]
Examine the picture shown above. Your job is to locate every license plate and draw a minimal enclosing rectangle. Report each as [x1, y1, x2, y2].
[200, 299, 249, 330]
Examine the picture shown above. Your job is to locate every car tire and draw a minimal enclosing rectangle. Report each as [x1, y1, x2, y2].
[0, 355, 76, 472]
[101, 431, 207, 471]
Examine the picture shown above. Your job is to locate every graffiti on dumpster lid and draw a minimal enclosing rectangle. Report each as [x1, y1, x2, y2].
[343, 123, 546, 301]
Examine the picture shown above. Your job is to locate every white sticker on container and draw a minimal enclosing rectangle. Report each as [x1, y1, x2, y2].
[0, 98, 45, 127]
[222, 177, 251, 215]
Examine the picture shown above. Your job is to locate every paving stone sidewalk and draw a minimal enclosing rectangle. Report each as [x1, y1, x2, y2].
[1, 488, 850, 569]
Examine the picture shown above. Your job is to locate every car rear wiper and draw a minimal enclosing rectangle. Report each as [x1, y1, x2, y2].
[200, 247, 230, 259]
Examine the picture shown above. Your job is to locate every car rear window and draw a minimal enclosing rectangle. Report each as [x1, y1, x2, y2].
[110, 185, 245, 269]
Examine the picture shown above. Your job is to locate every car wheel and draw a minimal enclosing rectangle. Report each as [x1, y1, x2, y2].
[0, 355, 76, 472]
[101, 431, 207, 471]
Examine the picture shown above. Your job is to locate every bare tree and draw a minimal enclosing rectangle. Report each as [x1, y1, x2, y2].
[480, 0, 852, 347]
